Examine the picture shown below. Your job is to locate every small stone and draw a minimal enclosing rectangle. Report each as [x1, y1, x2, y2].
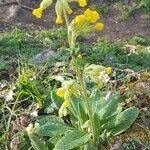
[31, 49, 59, 64]
[111, 139, 122, 150]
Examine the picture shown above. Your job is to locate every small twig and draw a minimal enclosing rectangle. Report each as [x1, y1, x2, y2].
[16, 0, 32, 11]
[135, 122, 150, 133]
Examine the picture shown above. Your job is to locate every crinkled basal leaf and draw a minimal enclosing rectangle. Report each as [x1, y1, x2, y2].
[104, 107, 139, 136]
[89, 89, 104, 113]
[92, 112, 101, 140]
[34, 123, 73, 137]
[98, 93, 124, 119]
[78, 102, 88, 124]
[35, 115, 65, 126]
[70, 95, 79, 111]
[84, 143, 98, 150]
[54, 130, 91, 150]
[29, 134, 48, 150]
[51, 90, 63, 108]
[69, 95, 81, 122]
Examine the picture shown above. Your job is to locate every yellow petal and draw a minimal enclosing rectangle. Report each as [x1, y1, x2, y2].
[78, 0, 87, 7]
[75, 15, 85, 24]
[90, 11, 100, 23]
[104, 67, 112, 74]
[67, 8, 73, 15]
[56, 15, 63, 24]
[84, 9, 100, 23]
[32, 8, 43, 18]
[84, 8, 92, 17]
[95, 23, 104, 31]
[84, 8, 92, 21]
[63, 100, 70, 108]
[56, 88, 64, 98]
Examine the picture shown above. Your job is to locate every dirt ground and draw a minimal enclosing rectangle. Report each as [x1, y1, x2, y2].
[0, 0, 150, 41]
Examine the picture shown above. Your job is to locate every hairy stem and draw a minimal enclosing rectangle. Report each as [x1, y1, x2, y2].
[62, 8, 97, 144]
[72, 55, 97, 144]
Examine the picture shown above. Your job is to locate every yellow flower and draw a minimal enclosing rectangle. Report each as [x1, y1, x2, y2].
[63, 100, 70, 107]
[90, 11, 100, 23]
[78, 0, 87, 7]
[67, 7, 73, 15]
[75, 15, 85, 24]
[32, 7, 43, 18]
[104, 67, 112, 74]
[84, 8, 92, 17]
[58, 100, 70, 117]
[56, 15, 63, 24]
[56, 88, 64, 98]
[84, 8, 92, 21]
[84, 9, 100, 23]
[95, 23, 104, 31]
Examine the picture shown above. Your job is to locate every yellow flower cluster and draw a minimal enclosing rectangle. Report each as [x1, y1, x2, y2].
[56, 80, 80, 117]
[73, 8, 104, 32]
[84, 8, 100, 23]
[84, 65, 112, 86]
[32, 0, 87, 25]
[56, 87, 71, 117]
[32, 0, 73, 24]
[55, 0, 73, 25]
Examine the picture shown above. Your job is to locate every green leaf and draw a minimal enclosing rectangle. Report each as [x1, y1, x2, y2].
[54, 130, 91, 150]
[70, 95, 79, 111]
[32, 116, 73, 137]
[29, 134, 47, 150]
[104, 107, 139, 136]
[78, 103, 88, 124]
[70, 95, 87, 125]
[92, 112, 101, 140]
[98, 93, 123, 120]
[84, 143, 98, 150]
[34, 123, 73, 137]
[51, 90, 63, 108]
[69, 112, 79, 127]
[35, 115, 65, 126]
[89, 89, 104, 113]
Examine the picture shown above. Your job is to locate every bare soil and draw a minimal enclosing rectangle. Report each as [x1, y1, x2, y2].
[0, 0, 150, 41]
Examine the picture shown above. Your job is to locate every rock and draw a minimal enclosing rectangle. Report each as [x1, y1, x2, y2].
[7, 5, 20, 20]
[31, 49, 59, 64]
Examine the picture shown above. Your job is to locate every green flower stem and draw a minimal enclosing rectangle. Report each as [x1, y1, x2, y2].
[72, 55, 97, 144]
[63, 9, 97, 144]
[63, 8, 71, 48]
[63, 8, 69, 29]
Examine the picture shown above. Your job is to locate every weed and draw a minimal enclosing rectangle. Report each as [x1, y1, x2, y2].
[91, 3, 109, 14]
[0, 27, 67, 70]
[78, 39, 150, 72]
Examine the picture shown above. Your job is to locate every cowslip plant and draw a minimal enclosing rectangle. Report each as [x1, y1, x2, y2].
[26, 0, 139, 149]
